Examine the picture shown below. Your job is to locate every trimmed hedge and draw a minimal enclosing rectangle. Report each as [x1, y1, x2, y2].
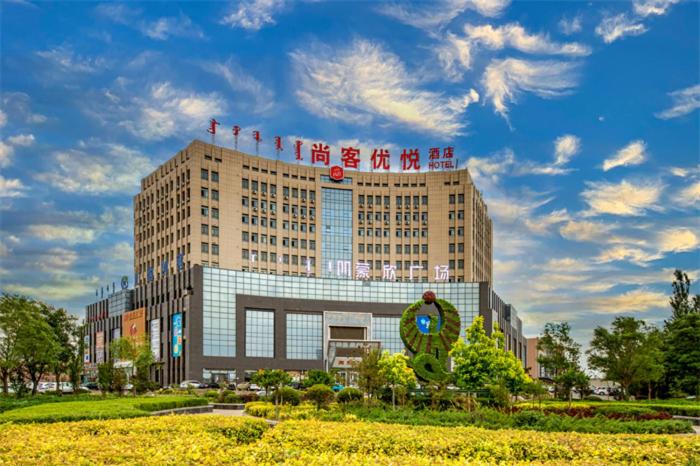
[0, 396, 209, 424]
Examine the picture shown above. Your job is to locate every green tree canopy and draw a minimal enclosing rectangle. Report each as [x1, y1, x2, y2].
[378, 351, 416, 409]
[303, 369, 334, 388]
[450, 316, 530, 395]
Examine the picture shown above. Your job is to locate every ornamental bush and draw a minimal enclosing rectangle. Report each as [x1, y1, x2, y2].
[274, 386, 301, 406]
[305, 384, 335, 410]
[337, 387, 363, 404]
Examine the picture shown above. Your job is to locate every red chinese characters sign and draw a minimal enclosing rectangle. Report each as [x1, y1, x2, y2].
[428, 146, 455, 170]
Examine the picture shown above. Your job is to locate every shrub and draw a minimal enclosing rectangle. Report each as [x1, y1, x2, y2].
[337, 387, 363, 404]
[305, 384, 335, 410]
[274, 387, 300, 406]
[237, 392, 259, 403]
[584, 395, 603, 401]
[204, 390, 219, 399]
[223, 394, 243, 404]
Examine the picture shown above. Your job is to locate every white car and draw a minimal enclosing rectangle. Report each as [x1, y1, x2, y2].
[59, 382, 74, 393]
[37, 382, 57, 393]
[179, 380, 204, 389]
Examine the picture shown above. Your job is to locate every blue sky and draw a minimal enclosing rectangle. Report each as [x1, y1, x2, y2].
[1, 0, 698, 350]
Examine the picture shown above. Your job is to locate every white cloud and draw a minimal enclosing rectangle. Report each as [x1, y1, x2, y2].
[465, 23, 591, 56]
[482, 58, 579, 119]
[559, 15, 582, 35]
[0, 141, 12, 168]
[2, 92, 47, 124]
[633, 0, 679, 17]
[554, 134, 581, 166]
[141, 14, 204, 40]
[291, 39, 479, 137]
[35, 143, 153, 195]
[560, 219, 614, 242]
[587, 288, 668, 313]
[582, 179, 663, 216]
[201, 58, 275, 113]
[678, 181, 700, 206]
[378, 0, 511, 30]
[436, 33, 474, 80]
[657, 228, 699, 253]
[0, 110, 6, 127]
[602, 140, 647, 171]
[120, 82, 226, 140]
[0, 175, 27, 198]
[3, 273, 100, 301]
[221, 0, 285, 31]
[596, 245, 661, 265]
[655, 84, 700, 119]
[35, 46, 107, 73]
[27, 225, 98, 245]
[7, 133, 35, 146]
[465, 149, 515, 185]
[524, 208, 570, 235]
[595, 14, 647, 43]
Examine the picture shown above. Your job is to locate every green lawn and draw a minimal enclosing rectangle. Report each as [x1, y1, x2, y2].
[0, 395, 209, 424]
[0, 393, 101, 414]
[517, 399, 700, 417]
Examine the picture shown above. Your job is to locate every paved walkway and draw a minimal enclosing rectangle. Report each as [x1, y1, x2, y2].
[210, 408, 247, 417]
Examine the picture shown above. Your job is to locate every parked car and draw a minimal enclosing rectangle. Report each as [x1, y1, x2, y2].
[59, 382, 74, 393]
[179, 380, 204, 389]
[204, 382, 220, 389]
[248, 384, 261, 391]
[256, 389, 267, 397]
[80, 382, 99, 391]
[37, 382, 57, 393]
[331, 384, 344, 392]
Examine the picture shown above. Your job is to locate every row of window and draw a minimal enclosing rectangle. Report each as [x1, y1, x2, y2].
[358, 244, 429, 254]
[201, 206, 220, 219]
[242, 250, 316, 265]
[242, 232, 317, 249]
[201, 188, 220, 200]
[201, 242, 219, 255]
[201, 224, 219, 236]
[201, 169, 220, 182]
[242, 179, 317, 201]
[242, 215, 317, 232]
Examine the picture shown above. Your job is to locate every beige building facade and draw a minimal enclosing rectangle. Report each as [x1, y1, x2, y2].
[134, 139, 493, 286]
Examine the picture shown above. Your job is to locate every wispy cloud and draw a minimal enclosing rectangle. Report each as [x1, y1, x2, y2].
[35, 45, 107, 73]
[560, 219, 615, 242]
[95, 4, 204, 40]
[200, 58, 275, 114]
[378, 0, 510, 30]
[35, 142, 153, 195]
[0, 133, 35, 168]
[633, 0, 680, 17]
[581, 179, 663, 216]
[559, 15, 582, 35]
[655, 84, 700, 119]
[290, 39, 479, 137]
[587, 288, 668, 313]
[0, 175, 27, 198]
[482, 58, 579, 120]
[465, 22, 590, 56]
[602, 140, 647, 171]
[2, 92, 47, 124]
[119, 82, 227, 141]
[221, 0, 286, 31]
[678, 181, 700, 206]
[595, 14, 646, 44]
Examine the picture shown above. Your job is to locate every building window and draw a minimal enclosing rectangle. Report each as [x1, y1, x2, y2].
[201, 206, 209, 216]
[212, 226, 219, 237]
[212, 244, 219, 255]
[211, 171, 219, 182]
[242, 231, 249, 242]
[242, 214, 249, 224]
[449, 194, 455, 204]
[245, 309, 274, 358]
[287, 313, 322, 360]
[201, 188, 208, 198]
[202, 224, 209, 235]
[372, 316, 403, 354]
[201, 242, 209, 253]
[212, 190, 219, 201]
[242, 178, 249, 189]
[212, 208, 219, 219]
[201, 169, 208, 180]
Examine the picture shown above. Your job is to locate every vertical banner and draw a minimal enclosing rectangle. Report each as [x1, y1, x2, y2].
[150, 318, 161, 360]
[172, 313, 182, 358]
[122, 308, 146, 342]
[83, 335, 90, 363]
[95, 331, 105, 364]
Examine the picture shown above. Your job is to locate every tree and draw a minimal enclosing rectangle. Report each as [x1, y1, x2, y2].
[378, 352, 416, 409]
[555, 368, 589, 406]
[353, 347, 385, 402]
[0, 294, 24, 395]
[39, 304, 77, 395]
[14, 301, 59, 396]
[587, 316, 660, 399]
[111, 337, 155, 394]
[635, 328, 665, 400]
[302, 369, 334, 388]
[537, 322, 581, 399]
[451, 316, 530, 406]
[305, 384, 334, 410]
[251, 369, 292, 419]
[522, 379, 548, 409]
[67, 324, 86, 391]
[663, 270, 700, 397]
[669, 270, 700, 319]
[97, 360, 114, 395]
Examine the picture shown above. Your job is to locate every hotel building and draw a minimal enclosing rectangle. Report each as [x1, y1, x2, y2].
[85, 140, 526, 385]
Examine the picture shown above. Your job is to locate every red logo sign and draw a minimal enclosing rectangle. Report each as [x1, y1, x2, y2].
[329, 165, 344, 181]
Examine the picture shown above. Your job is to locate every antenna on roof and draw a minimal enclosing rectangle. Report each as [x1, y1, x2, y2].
[232, 125, 240, 150]
[253, 130, 261, 155]
[207, 118, 219, 145]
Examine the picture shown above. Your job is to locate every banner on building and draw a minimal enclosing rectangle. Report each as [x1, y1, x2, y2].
[172, 313, 182, 358]
[83, 335, 90, 363]
[150, 318, 161, 360]
[122, 307, 146, 342]
[95, 331, 105, 364]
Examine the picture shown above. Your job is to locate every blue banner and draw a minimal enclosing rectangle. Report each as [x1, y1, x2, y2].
[172, 313, 182, 358]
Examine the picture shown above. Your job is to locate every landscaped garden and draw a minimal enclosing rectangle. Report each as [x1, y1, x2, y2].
[1, 414, 698, 465]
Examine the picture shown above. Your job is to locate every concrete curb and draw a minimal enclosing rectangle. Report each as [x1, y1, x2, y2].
[211, 403, 245, 410]
[151, 405, 213, 416]
[673, 415, 700, 426]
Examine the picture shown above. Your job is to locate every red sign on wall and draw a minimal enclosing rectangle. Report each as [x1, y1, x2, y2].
[329, 165, 344, 181]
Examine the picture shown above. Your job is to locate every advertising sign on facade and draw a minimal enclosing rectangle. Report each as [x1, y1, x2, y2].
[150, 318, 161, 360]
[122, 307, 146, 342]
[172, 313, 182, 358]
[95, 331, 105, 364]
[83, 335, 90, 363]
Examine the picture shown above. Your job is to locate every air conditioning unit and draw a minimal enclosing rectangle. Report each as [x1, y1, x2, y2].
[284, 195, 289, 200]
[384, 221, 389, 225]
[253, 207, 258, 212]
[262, 192, 266, 197]
[359, 220, 364, 225]
[252, 190, 257, 195]
[405, 221, 409, 225]
[310, 216, 315, 221]
[293, 214, 297, 219]
[422, 220, 427, 225]
[271, 193, 276, 198]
